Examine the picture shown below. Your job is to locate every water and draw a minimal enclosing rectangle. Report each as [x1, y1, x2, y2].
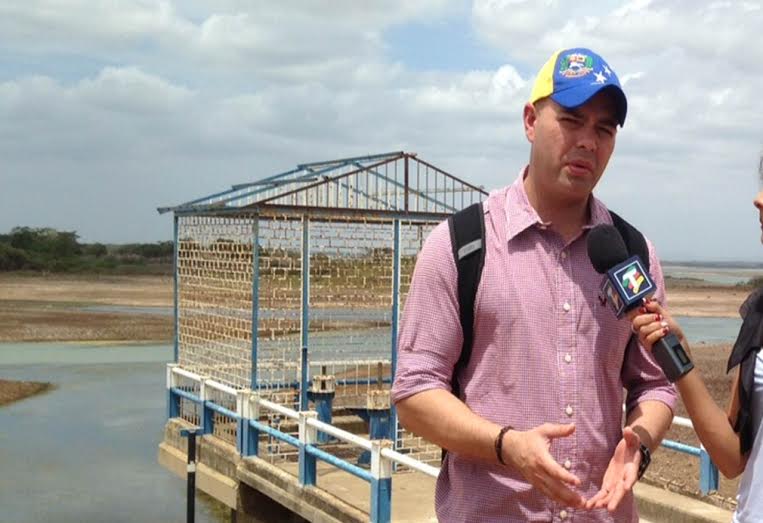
[663, 264, 763, 286]
[0, 343, 224, 523]
[675, 315, 743, 345]
[0, 309, 746, 523]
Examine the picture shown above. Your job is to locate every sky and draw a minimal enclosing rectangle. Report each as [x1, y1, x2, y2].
[1, 0, 762, 262]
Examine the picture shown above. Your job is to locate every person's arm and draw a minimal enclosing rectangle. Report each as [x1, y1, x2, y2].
[675, 366, 747, 477]
[625, 399, 673, 453]
[396, 389, 501, 463]
[635, 300, 749, 478]
[396, 389, 585, 507]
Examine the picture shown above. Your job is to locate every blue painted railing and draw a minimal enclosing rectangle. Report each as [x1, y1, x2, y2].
[661, 416, 719, 494]
[166, 365, 438, 523]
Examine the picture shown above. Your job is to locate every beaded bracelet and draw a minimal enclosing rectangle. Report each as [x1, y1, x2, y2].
[495, 425, 513, 466]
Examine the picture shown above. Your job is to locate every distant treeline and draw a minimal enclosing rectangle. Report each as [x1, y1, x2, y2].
[0, 227, 173, 274]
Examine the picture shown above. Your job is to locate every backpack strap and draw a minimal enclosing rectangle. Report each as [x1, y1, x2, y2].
[447, 202, 486, 400]
[609, 211, 650, 273]
[446, 207, 649, 399]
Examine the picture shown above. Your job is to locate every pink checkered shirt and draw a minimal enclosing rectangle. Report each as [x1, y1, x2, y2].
[392, 172, 677, 522]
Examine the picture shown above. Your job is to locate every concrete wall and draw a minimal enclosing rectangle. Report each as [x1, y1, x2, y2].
[158, 419, 368, 523]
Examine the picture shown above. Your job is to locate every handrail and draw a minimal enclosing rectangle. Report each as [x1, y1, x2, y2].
[168, 366, 436, 475]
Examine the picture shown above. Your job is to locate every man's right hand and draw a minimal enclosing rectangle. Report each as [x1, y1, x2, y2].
[502, 423, 586, 508]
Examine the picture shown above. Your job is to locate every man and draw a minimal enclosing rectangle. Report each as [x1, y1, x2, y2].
[392, 48, 676, 522]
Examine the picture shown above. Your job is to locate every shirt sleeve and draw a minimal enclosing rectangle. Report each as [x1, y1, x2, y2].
[391, 221, 463, 405]
[622, 238, 679, 415]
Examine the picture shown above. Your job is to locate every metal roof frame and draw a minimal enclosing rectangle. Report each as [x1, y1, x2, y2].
[158, 151, 487, 217]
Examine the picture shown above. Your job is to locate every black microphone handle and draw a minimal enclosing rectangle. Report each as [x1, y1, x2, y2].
[652, 332, 695, 382]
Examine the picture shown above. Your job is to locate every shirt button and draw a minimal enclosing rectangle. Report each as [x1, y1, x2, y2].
[565, 405, 574, 417]
[560, 510, 568, 520]
[560, 251, 567, 260]
[564, 459, 572, 469]
[562, 302, 571, 312]
[564, 353, 572, 363]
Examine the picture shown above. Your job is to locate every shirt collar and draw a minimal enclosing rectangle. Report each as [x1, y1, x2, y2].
[504, 166, 611, 243]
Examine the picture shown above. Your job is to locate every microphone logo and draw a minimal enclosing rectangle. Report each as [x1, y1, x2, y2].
[599, 256, 656, 318]
[612, 259, 652, 302]
[621, 264, 646, 295]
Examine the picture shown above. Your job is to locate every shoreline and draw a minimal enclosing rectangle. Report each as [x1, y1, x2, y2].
[0, 379, 55, 406]
[666, 284, 749, 319]
[0, 273, 752, 344]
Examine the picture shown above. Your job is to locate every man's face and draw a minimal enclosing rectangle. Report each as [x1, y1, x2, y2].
[524, 90, 619, 204]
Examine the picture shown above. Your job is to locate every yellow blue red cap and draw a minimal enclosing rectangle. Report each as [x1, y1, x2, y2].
[529, 48, 627, 126]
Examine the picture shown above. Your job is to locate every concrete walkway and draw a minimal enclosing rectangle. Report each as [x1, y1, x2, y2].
[634, 482, 733, 523]
[277, 461, 732, 522]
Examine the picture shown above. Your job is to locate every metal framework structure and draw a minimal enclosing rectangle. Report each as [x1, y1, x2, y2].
[159, 151, 487, 463]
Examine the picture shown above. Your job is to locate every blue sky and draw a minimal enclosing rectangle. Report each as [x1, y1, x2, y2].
[1, 0, 762, 262]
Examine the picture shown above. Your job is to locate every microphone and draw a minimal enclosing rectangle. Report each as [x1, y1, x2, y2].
[587, 224, 694, 382]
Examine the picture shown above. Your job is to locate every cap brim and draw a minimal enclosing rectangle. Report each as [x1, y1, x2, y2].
[551, 84, 627, 127]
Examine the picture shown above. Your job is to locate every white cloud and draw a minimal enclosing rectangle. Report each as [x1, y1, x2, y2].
[1, 1, 762, 262]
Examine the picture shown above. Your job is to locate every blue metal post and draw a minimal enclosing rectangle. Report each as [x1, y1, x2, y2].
[200, 381, 214, 435]
[237, 391, 259, 457]
[251, 218, 260, 390]
[236, 418, 245, 455]
[359, 406, 392, 466]
[173, 215, 179, 363]
[300, 346, 309, 412]
[700, 446, 720, 494]
[298, 444, 317, 486]
[298, 412, 317, 486]
[309, 392, 334, 443]
[202, 404, 214, 435]
[168, 390, 180, 419]
[370, 410, 391, 441]
[370, 440, 392, 523]
[370, 479, 392, 523]
[300, 215, 310, 412]
[246, 421, 259, 457]
[167, 365, 180, 420]
[390, 219, 401, 443]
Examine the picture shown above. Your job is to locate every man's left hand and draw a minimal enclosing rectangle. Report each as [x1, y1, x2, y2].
[584, 426, 641, 512]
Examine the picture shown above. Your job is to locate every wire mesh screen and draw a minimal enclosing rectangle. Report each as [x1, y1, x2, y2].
[395, 220, 442, 465]
[175, 211, 444, 464]
[308, 217, 393, 360]
[256, 216, 303, 392]
[307, 216, 394, 464]
[208, 387, 238, 446]
[177, 216, 254, 389]
[255, 215, 303, 462]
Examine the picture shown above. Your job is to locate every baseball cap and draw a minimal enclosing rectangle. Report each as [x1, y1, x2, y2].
[529, 48, 628, 126]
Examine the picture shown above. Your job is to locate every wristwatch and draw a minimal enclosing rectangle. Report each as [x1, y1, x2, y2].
[637, 443, 651, 480]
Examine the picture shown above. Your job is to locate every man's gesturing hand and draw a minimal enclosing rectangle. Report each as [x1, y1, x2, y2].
[585, 426, 642, 512]
[503, 423, 585, 508]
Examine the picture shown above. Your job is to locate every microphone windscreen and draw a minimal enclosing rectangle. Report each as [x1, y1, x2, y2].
[587, 224, 629, 273]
